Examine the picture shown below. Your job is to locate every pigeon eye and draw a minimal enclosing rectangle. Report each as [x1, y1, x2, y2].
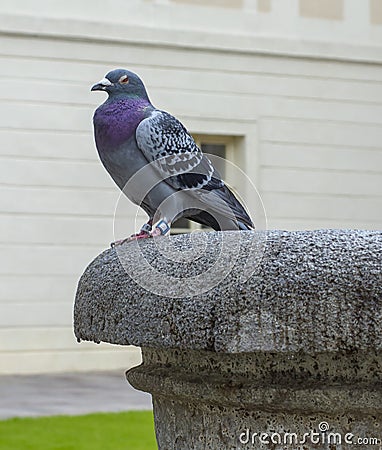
[119, 76, 129, 84]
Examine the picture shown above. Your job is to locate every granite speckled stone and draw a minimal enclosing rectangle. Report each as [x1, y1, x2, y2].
[128, 347, 381, 450]
[74, 229, 382, 450]
[74, 229, 382, 353]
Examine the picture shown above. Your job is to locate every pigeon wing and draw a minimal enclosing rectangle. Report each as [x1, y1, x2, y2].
[136, 110, 223, 191]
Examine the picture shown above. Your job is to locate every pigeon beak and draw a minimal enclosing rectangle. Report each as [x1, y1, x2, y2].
[91, 78, 113, 91]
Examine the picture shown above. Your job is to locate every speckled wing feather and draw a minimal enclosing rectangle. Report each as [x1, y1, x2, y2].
[136, 110, 223, 190]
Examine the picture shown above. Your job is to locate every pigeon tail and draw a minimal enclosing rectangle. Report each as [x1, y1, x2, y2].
[214, 184, 254, 230]
[187, 184, 254, 231]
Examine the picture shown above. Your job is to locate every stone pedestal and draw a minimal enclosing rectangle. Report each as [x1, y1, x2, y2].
[74, 230, 382, 450]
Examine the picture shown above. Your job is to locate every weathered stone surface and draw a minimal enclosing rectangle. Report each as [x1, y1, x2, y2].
[127, 347, 382, 450]
[74, 229, 382, 353]
[74, 229, 382, 450]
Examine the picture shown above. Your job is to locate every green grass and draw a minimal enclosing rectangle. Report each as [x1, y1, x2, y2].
[0, 411, 157, 450]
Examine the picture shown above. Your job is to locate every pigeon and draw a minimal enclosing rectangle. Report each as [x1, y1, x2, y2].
[91, 69, 254, 246]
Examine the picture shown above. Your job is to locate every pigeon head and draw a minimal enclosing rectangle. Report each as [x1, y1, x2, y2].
[91, 69, 149, 100]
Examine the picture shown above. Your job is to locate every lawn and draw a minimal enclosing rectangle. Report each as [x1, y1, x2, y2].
[0, 411, 157, 450]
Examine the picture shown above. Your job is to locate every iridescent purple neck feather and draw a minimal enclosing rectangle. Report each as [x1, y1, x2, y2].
[94, 97, 153, 150]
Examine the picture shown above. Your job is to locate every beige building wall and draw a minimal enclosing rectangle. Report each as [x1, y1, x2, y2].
[1, 0, 381, 374]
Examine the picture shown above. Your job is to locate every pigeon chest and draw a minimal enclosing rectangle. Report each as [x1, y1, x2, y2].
[93, 100, 148, 150]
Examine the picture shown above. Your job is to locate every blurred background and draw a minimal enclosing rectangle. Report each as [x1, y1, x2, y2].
[1, 0, 381, 375]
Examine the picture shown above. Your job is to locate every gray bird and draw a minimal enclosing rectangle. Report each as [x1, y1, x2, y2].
[91, 69, 254, 245]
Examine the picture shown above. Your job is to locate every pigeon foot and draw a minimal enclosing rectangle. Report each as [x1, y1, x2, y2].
[110, 231, 151, 247]
[110, 221, 153, 248]
[110, 219, 171, 247]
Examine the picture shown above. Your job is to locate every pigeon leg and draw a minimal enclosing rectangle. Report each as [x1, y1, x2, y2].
[111, 219, 153, 247]
[150, 219, 171, 237]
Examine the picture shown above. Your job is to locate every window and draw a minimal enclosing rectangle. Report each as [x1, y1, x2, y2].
[171, 135, 236, 234]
